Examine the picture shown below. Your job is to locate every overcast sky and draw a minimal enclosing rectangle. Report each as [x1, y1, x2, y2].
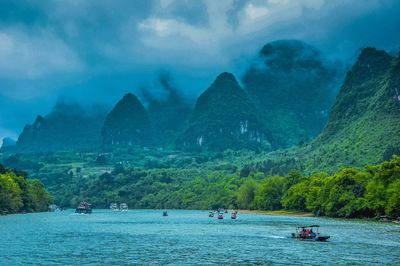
[1, 0, 400, 141]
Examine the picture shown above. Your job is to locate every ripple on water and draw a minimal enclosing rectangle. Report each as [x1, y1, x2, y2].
[0, 210, 399, 265]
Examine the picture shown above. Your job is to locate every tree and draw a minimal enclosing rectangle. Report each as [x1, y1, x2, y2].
[385, 180, 400, 217]
[236, 179, 257, 209]
[0, 173, 23, 214]
[27, 179, 53, 212]
[253, 176, 286, 210]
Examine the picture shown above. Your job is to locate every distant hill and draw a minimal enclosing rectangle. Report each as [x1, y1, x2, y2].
[180, 72, 273, 151]
[144, 73, 192, 146]
[1, 137, 16, 149]
[12, 103, 106, 152]
[243, 40, 341, 148]
[102, 93, 152, 147]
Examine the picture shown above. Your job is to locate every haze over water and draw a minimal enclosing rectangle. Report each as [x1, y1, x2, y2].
[1, 210, 399, 265]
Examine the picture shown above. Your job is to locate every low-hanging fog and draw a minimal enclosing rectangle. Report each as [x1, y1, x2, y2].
[1, 0, 400, 142]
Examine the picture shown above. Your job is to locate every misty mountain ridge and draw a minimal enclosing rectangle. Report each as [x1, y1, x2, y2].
[2, 41, 399, 168]
[102, 93, 152, 147]
[280, 46, 400, 172]
[11, 102, 107, 152]
[142, 73, 192, 146]
[179, 72, 272, 151]
[243, 40, 343, 147]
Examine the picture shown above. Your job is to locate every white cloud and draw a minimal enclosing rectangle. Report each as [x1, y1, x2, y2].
[244, 3, 269, 20]
[135, 1, 236, 67]
[139, 18, 173, 37]
[135, 0, 330, 68]
[0, 29, 83, 79]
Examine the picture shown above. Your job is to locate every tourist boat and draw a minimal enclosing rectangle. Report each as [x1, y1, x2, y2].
[119, 203, 128, 211]
[48, 204, 59, 212]
[291, 225, 330, 241]
[231, 211, 238, 219]
[110, 203, 119, 211]
[218, 212, 224, 219]
[379, 215, 392, 222]
[209, 211, 214, 218]
[163, 211, 168, 216]
[75, 201, 92, 214]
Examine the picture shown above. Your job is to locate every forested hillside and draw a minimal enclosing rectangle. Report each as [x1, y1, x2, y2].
[180, 72, 272, 151]
[302, 47, 400, 171]
[0, 164, 52, 215]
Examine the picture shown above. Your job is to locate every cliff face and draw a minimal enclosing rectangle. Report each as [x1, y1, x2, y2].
[102, 93, 152, 146]
[180, 72, 272, 151]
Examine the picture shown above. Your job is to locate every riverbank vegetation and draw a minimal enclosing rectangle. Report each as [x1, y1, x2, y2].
[11, 150, 397, 219]
[0, 164, 52, 215]
[240, 155, 400, 218]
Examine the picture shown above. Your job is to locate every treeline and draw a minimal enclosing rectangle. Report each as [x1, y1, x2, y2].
[49, 154, 400, 219]
[237, 155, 400, 218]
[0, 164, 52, 215]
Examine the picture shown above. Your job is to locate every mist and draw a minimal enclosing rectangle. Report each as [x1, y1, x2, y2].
[1, 0, 400, 141]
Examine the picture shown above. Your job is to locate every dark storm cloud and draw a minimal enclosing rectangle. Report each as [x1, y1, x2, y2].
[0, 0, 400, 141]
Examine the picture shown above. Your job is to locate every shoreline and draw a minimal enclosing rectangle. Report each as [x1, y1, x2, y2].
[237, 209, 314, 217]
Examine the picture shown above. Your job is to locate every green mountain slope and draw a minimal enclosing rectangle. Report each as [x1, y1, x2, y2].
[180, 72, 272, 151]
[266, 47, 400, 173]
[102, 93, 152, 146]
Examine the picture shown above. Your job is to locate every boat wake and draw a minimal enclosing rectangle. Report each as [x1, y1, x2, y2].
[269, 236, 286, 239]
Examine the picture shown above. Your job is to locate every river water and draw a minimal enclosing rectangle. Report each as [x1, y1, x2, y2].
[0, 210, 399, 265]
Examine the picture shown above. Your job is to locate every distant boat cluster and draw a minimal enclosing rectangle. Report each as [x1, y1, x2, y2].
[110, 202, 129, 212]
[209, 209, 238, 220]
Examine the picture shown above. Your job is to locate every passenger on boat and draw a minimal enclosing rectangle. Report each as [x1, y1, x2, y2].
[299, 228, 305, 238]
[309, 229, 316, 239]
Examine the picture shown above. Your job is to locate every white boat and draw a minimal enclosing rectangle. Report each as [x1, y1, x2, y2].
[120, 203, 128, 211]
[110, 203, 119, 211]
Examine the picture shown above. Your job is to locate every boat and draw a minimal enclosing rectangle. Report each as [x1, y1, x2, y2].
[163, 211, 168, 216]
[218, 212, 224, 219]
[231, 211, 238, 219]
[75, 201, 92, 214]
[48, 204, 59, 212]
[110, 203, 119, 211]
[291, 225, 330, 241]
[379, 215, 392, 222]
[209, 211, 214, 218]
[119, 203, 128, 211]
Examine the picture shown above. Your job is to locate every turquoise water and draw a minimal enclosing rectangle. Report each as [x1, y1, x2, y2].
[1, 210, 399, 265]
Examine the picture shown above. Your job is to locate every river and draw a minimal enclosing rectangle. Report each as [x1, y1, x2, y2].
[0, 210, 399, 265]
